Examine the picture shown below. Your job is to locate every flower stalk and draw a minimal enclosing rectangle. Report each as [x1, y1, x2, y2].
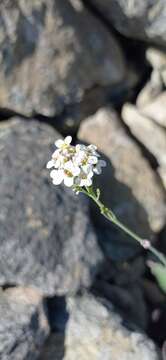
[47, 136, 166, 269]
[76, 185, 166, 267]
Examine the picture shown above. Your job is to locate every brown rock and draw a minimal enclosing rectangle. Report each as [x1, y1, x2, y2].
[122, 103, 166, 189]
[139, 92, 166, 128]
[78, 107, 166, 243]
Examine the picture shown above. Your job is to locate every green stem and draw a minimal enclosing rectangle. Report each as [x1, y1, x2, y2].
[81, 186, 166, 267]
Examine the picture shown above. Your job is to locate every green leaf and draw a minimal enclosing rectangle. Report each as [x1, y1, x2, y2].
[148, 260, 166, 294]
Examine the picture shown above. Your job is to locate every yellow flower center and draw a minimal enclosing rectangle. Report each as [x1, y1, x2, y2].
[64, 170, 73, 177]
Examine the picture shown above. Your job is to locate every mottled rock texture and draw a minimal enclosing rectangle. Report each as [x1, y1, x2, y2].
[0, 287, 49, 360]
[40, 294, 160, 360]
[0, 118, 102, 295]
[0, 0, 126, 116]
[87, 0, 166, 47]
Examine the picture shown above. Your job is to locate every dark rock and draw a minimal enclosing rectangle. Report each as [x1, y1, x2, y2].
[0, 118, 102, 295]
[92, 280, 148, 330]
[87, 0, 166, 47]
[0, 286, 49, 360]
[0, 0, 126, 116]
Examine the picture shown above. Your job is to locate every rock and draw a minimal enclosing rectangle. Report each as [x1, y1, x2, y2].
[0, 0, 126, 117]
[39, 333, 65, 360]
[92, 280, 148, 330]
[146, 48, 166, 87]
[78, 107, 166, 259]
[138, 92, 166, 128]
[87, 0, 166, 47]
[0, 118, 102, 295]
[0, 286, 49, 360]
[122, 103, 166, 189]
[40, 294, 160, 360]
[136, 48, 166, 107]
[136, 72, 163, 108]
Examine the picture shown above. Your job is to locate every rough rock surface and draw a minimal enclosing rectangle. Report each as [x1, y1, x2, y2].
[0, 0, 126, 116]
[0, 287, 49, 360]
[78, 107, 166, 258]
[136, 48, 166, 107]
[40, 294, 160, 360]
[139, 92, 166, 128]
[146, 48, 166, 87]
[87, 0, 166, 47]
[0, 118, 102, 295]
[122, 103, 166, 189]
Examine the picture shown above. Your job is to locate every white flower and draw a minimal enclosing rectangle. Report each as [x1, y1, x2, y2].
[75, 170, 93, 187]
[47, 136, 106, 189]
[50, 169, 64, 185]
[63, 160, 80, 187]
[55, 136, 72, 149]
[93, 160, 107, 175]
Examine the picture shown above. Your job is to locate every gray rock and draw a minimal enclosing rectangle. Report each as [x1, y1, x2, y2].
[122, 103, 166, 189]
[0, 286, 49, 360]
[0, 118, 102, 295]
[87, 0, 166, 46]
[40, 294, 160, 360]
[0, 0, 126, 116]
[78, 107, 166, 259]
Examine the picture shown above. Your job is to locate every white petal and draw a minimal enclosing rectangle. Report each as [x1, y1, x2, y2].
[51, 170, 64, 185]
[74, 152, 86, 165]
[64, 160, 73, 170]
[80, 178, 92, 187]
[46, 160, 54, 169]
[50, 169, 57, 178]
[73, 166, 80, 176]
[88, 156, 98, 164]
[64, 161, 80, 176]
[64, 136, 72, 145]
[55, 139, 64, 148]
[76, 144, 86, 152]
[87, 170, 94, 178]
[64, 175, 74, 187]
[99, 160, 106, 167]
[52, 149, 60, 158]
[82, 164, 93, 174]
[93, 165, 102, 175]
[88, 144, 97, 151]
[85, 178, 93, 186]
[54, 159, 61, 168]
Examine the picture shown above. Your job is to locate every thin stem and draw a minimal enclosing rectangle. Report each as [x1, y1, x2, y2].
[81, 187, 166, 267]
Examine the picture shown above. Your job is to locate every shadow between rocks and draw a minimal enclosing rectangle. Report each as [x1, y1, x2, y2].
[80, 145, 153, 262]
[40, 296, 69, 360]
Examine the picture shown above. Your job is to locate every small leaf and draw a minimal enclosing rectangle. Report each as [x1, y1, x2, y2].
[148, 260, 166, 294]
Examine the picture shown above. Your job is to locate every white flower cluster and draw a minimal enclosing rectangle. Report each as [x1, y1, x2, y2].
[47, 136, 106, 188]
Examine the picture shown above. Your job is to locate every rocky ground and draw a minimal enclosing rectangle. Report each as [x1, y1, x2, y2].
[0, 0, 166, 359]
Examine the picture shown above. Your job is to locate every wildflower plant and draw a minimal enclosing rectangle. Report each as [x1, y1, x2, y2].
[47, 136, 166, 293]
